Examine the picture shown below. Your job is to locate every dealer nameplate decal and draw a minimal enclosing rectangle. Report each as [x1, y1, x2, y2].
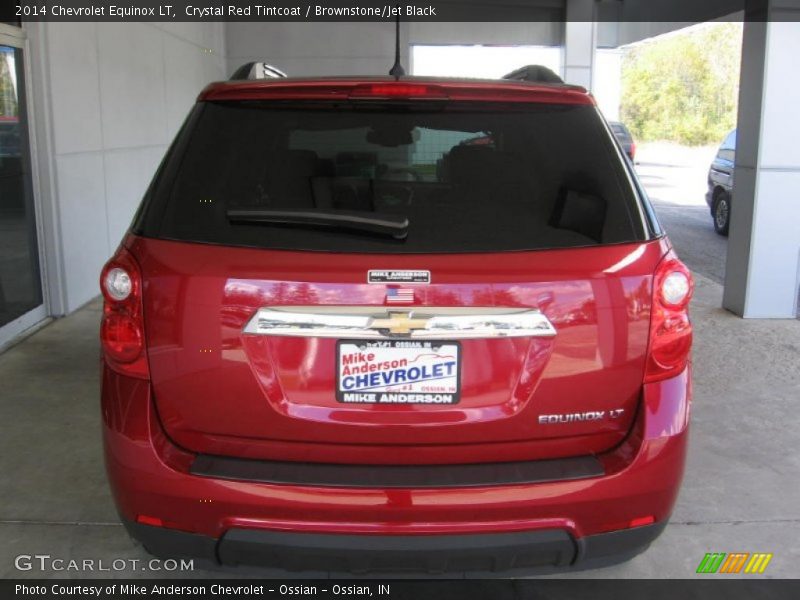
[368, 270, 430, 284]
[337, 339, 460, 404]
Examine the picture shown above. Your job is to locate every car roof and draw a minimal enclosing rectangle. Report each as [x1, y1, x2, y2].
[198, 75, 594, 106]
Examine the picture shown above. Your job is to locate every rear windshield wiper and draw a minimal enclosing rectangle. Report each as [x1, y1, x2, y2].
[227, 209, 409, 239]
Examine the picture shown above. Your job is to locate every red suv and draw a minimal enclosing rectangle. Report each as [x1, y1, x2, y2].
[100, 67, 693, 574]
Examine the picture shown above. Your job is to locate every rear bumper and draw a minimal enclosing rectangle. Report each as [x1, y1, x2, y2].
[102, 364, 691, 573]
[123, 517, 667, 574]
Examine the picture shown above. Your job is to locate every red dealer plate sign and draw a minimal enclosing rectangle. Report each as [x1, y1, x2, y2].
[336, 340, 461, 405]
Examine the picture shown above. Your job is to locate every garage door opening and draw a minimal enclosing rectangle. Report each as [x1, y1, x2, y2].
[618, 22, 743, 287]
[411, 44, 561, 80]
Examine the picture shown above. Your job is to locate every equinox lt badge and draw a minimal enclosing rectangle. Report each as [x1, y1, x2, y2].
[538, 409, 625, 424]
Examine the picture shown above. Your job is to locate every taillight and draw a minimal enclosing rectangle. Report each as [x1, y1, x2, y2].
[629, 141, 636, 160]
[100, 247, 149, 379]
[136, 514, 195, 532]
[349, 83, 448, 99]
[644, 251, 694, 383]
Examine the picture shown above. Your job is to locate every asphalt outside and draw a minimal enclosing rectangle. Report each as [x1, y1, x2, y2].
[635, 142, 729, 285]
[0, 143, 798, 579]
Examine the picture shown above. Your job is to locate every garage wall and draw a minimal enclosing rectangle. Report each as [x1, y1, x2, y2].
[224, 22, 562, 78]
[409, 22, 562, 47]
[36, 22, 226, 314]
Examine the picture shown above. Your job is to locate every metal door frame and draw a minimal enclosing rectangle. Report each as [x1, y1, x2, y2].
[0, 23, 51, 351]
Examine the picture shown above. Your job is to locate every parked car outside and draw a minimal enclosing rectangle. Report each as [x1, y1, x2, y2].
[99, 70, 694, 574]
[609, 120, 636, 162]
[706, 129, 736, 236]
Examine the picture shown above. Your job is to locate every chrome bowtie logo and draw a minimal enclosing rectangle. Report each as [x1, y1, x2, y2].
[368, 312, 430, 335]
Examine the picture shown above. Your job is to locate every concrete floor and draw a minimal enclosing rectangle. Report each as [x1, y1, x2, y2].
[1, 274, 798, 578]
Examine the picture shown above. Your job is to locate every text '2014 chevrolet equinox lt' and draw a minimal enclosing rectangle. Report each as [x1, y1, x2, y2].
[100, 66, 693, 575]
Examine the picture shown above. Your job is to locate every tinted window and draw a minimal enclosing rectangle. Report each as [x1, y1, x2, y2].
[136, 102, 646, 253]
[609, 123, 631, 142]
[717, 130, 736, 162]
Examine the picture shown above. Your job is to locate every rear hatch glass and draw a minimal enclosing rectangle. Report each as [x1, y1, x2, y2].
[135, 101, 645, 252]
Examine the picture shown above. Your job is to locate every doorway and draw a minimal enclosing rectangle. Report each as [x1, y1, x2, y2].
[411, 45, 562, 79]
[0, 25, 46, 348]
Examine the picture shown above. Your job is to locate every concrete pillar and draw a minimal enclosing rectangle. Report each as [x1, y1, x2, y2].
[723, 5, 800, 318]
[563, 0, 597, 89]
[593, 48, 623, 120]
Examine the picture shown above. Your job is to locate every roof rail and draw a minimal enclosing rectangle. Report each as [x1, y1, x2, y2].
[502, 65, 564, 84]
[230, 62, 288, 80]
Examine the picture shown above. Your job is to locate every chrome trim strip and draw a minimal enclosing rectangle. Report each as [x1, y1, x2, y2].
[242, 306, 556, 339]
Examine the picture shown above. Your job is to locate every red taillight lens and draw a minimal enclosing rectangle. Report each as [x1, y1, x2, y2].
[629, 515, 655, 528]
[100, 247, 149, 379]
[135, 514, 194, 532]
[100, 313, 142, 362]
[136, 515, 164, 527]
[349, 83, 448, 99]
[595, 515, 657, 534]
[629, 142, 636, 160]
[645, 252, 694, 383]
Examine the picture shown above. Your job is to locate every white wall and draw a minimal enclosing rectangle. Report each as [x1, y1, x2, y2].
[35, 22, 225, 314]
[409, 21, 561, 47]
[593, 48, 622, 120]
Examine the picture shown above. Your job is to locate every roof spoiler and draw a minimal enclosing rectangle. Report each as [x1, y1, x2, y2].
[502, 65, 564, 84]
[230, 62, 288, 80]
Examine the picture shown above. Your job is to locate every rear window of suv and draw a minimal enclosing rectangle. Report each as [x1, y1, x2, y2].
[134, 101, 648, 253]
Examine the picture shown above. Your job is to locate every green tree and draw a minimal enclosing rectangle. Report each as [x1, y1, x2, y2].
[620, 23, 742, 145]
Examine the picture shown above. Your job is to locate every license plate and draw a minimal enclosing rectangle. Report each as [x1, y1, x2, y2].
[336, 340, 461, 405]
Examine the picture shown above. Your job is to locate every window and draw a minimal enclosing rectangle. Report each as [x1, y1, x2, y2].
[136, 101, 645, 253]
[717, 130, 737, 162]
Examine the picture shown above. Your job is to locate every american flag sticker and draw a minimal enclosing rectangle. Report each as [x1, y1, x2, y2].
[386, 287, 415, 304]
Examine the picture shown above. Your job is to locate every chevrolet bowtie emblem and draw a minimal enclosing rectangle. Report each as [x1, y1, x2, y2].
[369, 312, 430, 335]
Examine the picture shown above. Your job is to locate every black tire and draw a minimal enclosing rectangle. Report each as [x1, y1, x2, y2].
[712, 192, 730, 236]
